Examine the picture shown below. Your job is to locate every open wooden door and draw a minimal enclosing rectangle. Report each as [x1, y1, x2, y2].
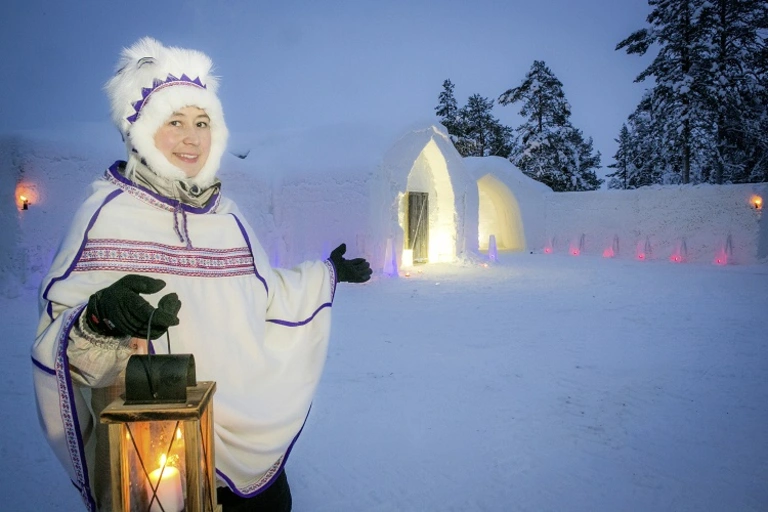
[407, 192, 429, 263]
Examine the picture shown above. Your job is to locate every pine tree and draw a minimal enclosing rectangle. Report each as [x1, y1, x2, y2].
[561, 129, 603, 191]
[698, 0, 768, 183]
[617, 0, 767, 185]
[454, 94, 512, 157]
[617, 0, 714, 184]
[435, 79, 460, 135]
[607, 125, 633, 189]
[498, 60, 602, 191]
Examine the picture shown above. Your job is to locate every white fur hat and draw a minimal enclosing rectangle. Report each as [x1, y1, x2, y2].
[105, 37, 228, 188]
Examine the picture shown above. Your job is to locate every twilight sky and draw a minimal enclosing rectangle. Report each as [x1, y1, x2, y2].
[1, 0, 652, 175]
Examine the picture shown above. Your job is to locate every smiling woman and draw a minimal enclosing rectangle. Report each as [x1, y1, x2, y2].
[153, 107, 212, 178]
[30, 36, 371, 512]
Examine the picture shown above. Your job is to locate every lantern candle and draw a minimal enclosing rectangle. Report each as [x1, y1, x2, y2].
[147, 457, 184, 512]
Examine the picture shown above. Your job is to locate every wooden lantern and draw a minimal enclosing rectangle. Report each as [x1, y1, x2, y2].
[100, 355, 220, 512]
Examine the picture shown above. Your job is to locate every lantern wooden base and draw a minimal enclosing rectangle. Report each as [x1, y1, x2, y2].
[101, 381, 221, 512]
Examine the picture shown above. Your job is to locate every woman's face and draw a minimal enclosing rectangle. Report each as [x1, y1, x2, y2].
[153, 106, 212, 178]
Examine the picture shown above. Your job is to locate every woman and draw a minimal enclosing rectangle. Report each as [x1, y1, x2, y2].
[31, 37, 370, 512]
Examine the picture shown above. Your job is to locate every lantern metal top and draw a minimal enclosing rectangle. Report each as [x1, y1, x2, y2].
[100, 381, 217, 424]
[124, 353, 197, 404]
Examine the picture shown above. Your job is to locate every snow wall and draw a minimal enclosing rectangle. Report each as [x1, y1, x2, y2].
[0, 124, 479, 295]
[543, 184, 768, 265]
[2, 127, 766, 296]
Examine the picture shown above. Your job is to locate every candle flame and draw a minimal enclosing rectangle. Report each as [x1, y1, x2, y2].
[751, 195, 762, 209]
[176, 428, 182, 440]
[19, 195, 27, 202]
[159, 454, 167, 468]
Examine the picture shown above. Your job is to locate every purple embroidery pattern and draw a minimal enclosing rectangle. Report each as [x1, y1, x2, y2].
[242, 456, 284, 494]
[55, 307, 96, 511]
[74, 239, 255, 278]
[126, 74, 206, 124]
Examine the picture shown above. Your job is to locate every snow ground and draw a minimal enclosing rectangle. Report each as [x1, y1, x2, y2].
[4, 253, 768, 511]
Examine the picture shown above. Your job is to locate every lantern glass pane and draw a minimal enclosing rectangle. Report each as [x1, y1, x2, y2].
[125, 420, 187, 512]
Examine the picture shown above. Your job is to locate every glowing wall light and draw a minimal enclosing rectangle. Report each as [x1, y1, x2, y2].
[15, 181, 38, 210]
[751, 195, 762, 210]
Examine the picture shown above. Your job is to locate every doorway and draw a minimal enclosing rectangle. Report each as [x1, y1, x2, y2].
[407, 192, 429, 263]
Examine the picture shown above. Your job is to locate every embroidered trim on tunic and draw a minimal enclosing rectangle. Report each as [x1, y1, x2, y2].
[56, 306, 97, 511]
[73, 239, 255, 278]
[324, 259, 337, 301]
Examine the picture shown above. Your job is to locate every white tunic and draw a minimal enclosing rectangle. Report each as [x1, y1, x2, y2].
[31, 162, 336, 511]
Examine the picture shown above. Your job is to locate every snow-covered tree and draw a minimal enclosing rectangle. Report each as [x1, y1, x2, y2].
[498, 60, 602, 191]
[697, 0, 768, 183]
[617, 0, 767, 185]
[435, 79, 460, 135]
[617, 0, 714, 184]
[607, 125, 634, 189]
[454, 94, 513, 158]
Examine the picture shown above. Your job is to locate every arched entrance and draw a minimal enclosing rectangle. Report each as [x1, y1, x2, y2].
[477, 174, 525, 251]
[398, 139, 457, 266]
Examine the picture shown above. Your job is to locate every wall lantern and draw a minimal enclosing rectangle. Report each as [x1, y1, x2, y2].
[19, 195, 29, 210]
[100, 354, 220, 512]
[751, 195, 763, 210]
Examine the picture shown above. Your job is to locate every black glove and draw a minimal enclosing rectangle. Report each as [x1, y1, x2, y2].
[85, 274, 182, 339]
[329, 243, 372, 283]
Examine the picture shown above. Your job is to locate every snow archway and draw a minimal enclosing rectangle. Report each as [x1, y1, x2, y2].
[477, 173, 525, 251]
[398, 139, 457, 264]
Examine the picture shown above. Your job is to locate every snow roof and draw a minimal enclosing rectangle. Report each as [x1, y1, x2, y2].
[463, 155, 552, 194]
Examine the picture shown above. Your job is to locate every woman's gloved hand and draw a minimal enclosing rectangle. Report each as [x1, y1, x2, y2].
[84, 274, 182, 339]
[329, 243, 372, 283]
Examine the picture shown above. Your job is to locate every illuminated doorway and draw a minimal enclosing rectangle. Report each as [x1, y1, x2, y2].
[407, 192, 429, 263]
[477, 174, 525, 252]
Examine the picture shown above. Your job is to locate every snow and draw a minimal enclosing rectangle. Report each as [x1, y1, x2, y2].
[2, 127, 767, 511]
[4, 253, 767, 511]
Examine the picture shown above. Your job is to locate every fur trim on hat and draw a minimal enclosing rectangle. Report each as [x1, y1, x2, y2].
[105, 37, 228, 188]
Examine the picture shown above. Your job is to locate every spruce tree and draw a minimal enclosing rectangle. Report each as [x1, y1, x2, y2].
[617, 0, 714, 184]
[607, 125, 633, 189]
[454, 94, 512, 158]
[498, 60, 602, 191]
[617, 0, 767, 185]
[435, 79, 460, 136]
[698, 0, 768, 183]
